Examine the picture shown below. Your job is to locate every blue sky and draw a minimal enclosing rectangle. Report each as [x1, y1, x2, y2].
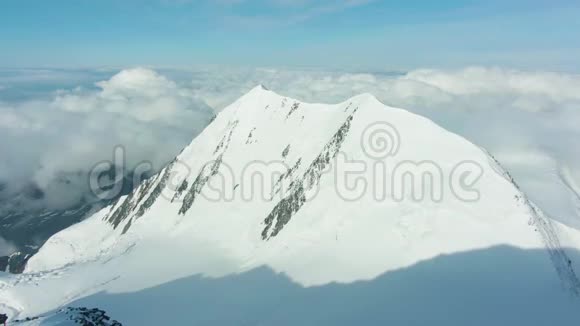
[1, 0, 580, 70]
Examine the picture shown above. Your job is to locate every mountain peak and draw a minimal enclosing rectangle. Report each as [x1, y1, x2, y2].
[248, 84, 269, 94]
[346, 92, 381, 106]
[233, 84, 272, 105]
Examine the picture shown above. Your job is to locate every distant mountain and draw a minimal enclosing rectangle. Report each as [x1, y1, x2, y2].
[2, 86, 580, 325]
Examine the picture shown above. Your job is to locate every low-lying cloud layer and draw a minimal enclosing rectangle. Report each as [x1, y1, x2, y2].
[0, 68, 214, 210]
[1, 66, 579, 228]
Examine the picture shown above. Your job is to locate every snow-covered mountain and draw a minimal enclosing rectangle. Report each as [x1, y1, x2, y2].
[2, 86, 580, 325]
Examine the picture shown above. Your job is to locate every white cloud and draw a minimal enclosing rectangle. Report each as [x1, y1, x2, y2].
[0, 68, 214, 210]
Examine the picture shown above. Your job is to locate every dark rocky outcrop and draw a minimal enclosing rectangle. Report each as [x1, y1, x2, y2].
[12, 307, 122, 325]
[262, 110, 357, 239]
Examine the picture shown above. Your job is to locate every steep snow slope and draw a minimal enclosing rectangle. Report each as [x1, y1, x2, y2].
[1, 86, 580, 324]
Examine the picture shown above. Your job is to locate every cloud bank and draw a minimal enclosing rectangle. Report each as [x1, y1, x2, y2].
[0, 68, 214, 210]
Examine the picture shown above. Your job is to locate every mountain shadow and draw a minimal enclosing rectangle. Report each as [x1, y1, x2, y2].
[71, 245, 580, 326]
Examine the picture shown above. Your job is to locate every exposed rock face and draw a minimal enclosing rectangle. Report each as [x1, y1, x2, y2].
[11, 307, 122, 325]
[63, 307, 123, 326]
[178, 154, 224, 215]
[0, 252, 30, 274]
[262, 110, 357, 239]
